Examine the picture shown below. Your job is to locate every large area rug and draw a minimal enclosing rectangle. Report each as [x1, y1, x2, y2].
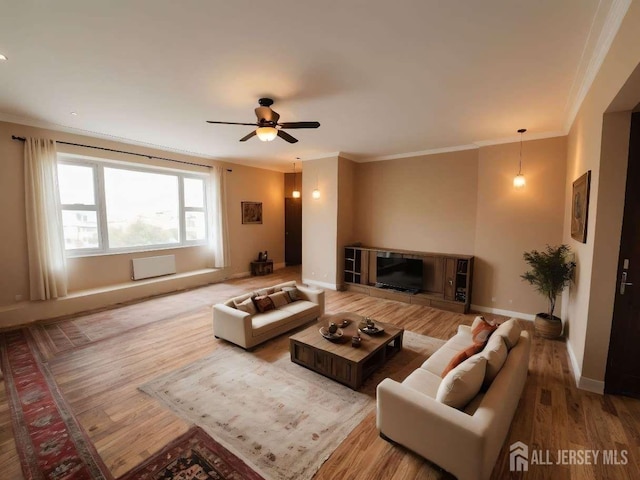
[140, 330, 445, 480]
[118, 426, 264, 480]
[0, 329, 112, 479]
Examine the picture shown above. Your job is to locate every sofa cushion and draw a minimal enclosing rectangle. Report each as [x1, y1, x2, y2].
[481, 334, 508, 387]
[279, 300, 319, 316]
[471, 316, 497, 345]
[281, 286, 300, 301]
[226, 291, 254, 308]
[494, 318, 522, 349]
[254, 295, 276, 313]
[234, 296, 257, 315]
[420, 343, 463, 377]
[251, 310, 292, 337]
[436, 355, 487, 409]
[441, 343, 484, 378]
[402, 368, 441, 398]
[268, 291, 291, 308]
[255, 287, 275, 296]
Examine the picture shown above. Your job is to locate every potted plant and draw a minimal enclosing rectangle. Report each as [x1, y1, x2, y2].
[521, 244, 576, 338]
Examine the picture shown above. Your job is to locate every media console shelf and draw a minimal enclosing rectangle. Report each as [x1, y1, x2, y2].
[343, 246, 474, 313]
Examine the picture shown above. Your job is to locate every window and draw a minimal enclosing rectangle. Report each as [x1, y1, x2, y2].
[57, 158, 208, 255]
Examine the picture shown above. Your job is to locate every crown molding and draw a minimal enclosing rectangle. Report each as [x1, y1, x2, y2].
[0, 112, 223, 161]
[472, 130, 566, 147]
[365, 144, 479, 162]
[563, 0, 631, 132]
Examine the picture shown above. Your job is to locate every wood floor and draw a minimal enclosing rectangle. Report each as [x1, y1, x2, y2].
[1, 267, 639, 479]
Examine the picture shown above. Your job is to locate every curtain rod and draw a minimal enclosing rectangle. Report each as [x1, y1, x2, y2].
[11, 135, 232, 172]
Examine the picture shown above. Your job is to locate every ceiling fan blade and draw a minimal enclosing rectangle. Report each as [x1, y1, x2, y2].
[207, 121, 258, 126]
[239, 130, 257, 142]
[255, 106, 280, 124]
[278, 121, 321, 129]
[277, 130, 298, 143]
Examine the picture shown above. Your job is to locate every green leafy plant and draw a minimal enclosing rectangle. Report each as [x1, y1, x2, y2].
[521, 244, 576, 318]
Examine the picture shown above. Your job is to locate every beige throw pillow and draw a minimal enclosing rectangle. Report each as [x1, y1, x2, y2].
[281, 286, 300, 301]
[233, 296, 257, 315]
[268, 291, 291, 308]
[254, 287, 275, 296]
[481, 334, 508, 387]
[436, 355, 487, 409]
[494, 318, 522, 349]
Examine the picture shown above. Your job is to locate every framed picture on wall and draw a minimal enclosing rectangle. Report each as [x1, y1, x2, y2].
[241, 201, 263, 224]
[571, 170, 591, 243]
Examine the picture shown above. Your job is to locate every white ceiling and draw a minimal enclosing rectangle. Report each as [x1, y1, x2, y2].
[0, 0, 622, 171]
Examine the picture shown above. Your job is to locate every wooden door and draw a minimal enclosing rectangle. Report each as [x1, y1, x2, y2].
[285, 198, 302, 266]
[605, 112, 640, 398]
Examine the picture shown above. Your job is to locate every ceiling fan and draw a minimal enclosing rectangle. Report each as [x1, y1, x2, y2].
[206, 98, 320, 144]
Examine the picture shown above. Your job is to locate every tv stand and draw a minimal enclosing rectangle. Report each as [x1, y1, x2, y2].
[344, 246, 473, 313]
[376, 283, 419, 295]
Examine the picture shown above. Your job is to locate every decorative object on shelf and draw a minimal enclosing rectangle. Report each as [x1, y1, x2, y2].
[328, 322, 338, 334]
[513, 128, 527, 189]
[241, 201, 263, 224]
[521, 244, 576, 338]
[292, 161, 301, 198]
[258, 251, 264, 261]
[571, 170, 591, 243]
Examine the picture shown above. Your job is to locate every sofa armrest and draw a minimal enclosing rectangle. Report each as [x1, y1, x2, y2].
[458, 324, 472, 335]
[377, 378, 485, 480]
[296, 285, 325, 316]
[212, 303, 253, 349]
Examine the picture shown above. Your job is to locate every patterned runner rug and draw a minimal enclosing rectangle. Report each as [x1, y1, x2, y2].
[117, 426, 264, 480]
[0, 329, 112, 479]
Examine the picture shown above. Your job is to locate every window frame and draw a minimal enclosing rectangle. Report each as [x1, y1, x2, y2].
[57, 155, 209, 257]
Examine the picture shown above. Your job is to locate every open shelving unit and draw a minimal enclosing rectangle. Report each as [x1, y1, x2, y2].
[342, 245, 474, 313]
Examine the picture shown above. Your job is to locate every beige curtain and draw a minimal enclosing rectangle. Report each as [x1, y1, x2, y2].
[208, 166, 230, 268]
[24, 138, 68, 300]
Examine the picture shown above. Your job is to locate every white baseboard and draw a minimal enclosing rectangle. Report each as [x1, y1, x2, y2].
[229, 271, 250, 279]
[566, 340, 605, 395]
[471, 304, 535, 321]
[302, 278, 338, 290]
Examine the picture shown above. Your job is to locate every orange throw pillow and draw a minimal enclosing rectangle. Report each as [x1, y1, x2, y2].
[441, 343, 484, 378]
[471, 316, 497, 345]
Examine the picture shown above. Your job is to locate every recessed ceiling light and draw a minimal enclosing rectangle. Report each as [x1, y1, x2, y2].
[70, 111, 78, 116]
[0, 54, 7, 61]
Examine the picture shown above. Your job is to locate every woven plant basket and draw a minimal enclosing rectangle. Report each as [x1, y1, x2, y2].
[534, 313, 563, 339]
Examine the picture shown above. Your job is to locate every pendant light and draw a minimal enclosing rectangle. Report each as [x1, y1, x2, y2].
[312, 174, 320, 199]
[513, 128, 527, 189]
[292, 161, 301, 198]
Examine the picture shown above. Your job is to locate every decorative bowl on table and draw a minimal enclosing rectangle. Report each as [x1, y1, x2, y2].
[319, 326, 344, 341]
[359, 324, 385, 335]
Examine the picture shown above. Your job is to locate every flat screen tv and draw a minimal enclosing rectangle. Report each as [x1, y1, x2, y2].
[376, 254, 423, 292]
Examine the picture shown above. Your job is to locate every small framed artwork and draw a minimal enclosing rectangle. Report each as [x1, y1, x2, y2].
[241, 201, 263, 224]
[571, 170, 591, 243]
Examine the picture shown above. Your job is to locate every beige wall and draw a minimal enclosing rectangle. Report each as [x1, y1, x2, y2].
[301, 156, 339, 288]
[474, 137, 567, 314]
[563, 1, 640, 385]
[337, 156, 357, 286]
[0, 120, 284, 319]
[353, 150, 478, 254]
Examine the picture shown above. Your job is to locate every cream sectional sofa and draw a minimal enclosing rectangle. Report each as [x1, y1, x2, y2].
[376, 318, 530, 480]
[212, 281, 324, 349]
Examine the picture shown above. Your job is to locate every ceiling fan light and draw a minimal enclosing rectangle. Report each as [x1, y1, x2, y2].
[256, 126, 278, 141]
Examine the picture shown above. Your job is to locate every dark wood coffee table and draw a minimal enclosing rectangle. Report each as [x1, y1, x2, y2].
[289, 312, 404, 389]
